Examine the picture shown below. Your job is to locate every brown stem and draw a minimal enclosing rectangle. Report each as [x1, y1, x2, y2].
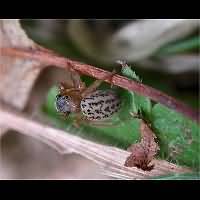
[1, 47, 199, 123]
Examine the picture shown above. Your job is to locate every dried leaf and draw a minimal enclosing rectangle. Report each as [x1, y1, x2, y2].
[139, 55, 199, 74]
[0, 104, 192, 179]
[0, 19, 44, 135]
[110, 19, 197, 61]
[124, 120, 160, 171]
[66, 20, 197, 64]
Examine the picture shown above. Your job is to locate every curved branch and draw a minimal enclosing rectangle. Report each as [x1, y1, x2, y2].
[1, 47, 199, 123]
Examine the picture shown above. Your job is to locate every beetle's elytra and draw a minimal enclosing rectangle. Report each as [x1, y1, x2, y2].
[80, 90, 121, 121]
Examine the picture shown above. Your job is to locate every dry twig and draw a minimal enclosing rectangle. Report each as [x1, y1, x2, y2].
[1, 47, 198, 123]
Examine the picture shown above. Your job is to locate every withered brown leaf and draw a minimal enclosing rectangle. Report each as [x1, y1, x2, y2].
[0, 19, 44, 136]
[124, 119, 160, 171]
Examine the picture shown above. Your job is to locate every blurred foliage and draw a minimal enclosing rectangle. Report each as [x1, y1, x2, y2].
[20, 20, 199, 176]
[21, 20, 199, 109]
[43, 83, 141, 149]
[156, 35, 199, 55]
[43, 64, 199, 171]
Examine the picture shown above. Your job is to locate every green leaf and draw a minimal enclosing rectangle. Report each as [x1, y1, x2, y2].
[43, 64, 199, 170]
[151, 103, 200, 169]
[156, 35, 200, 55]
[120, 63, 200, 170]
[121, 65, 141, 82]
[42, 85, 141, 149]
[120, 63, 152, 119]
[42, 71, 152, 149]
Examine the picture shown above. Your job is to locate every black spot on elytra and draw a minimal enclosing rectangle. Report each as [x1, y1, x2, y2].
[105, 99, 115, 104]
[81, 104, 86, 108]
[97, 110, 104, 115]
[88, 103, 93, 109]
[104, 106, 110, 113]
[111, 105, 115, 109]
[99, 93, 106, 97]
[116, 102, 120, 107]
[91, 94, 99, 97]
[95, 110, 100, 114]
[95, 116, 101, 120]
[87, 109, 91, 112]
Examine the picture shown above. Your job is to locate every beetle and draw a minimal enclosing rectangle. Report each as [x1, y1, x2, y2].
[55, 71, 121, 126]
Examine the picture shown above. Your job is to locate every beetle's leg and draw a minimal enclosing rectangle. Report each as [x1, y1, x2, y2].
[110, 69, 116, 88]
[58, 82, 84, 96]
[86, 119, 121, 127]
[81, 70, 116, 98]
[74, 115, 122, 128]
[90, 119, 125, 127]
[72, 113, 118, 128]
[70, 69, 86, 90]
[72, 113, 87, 128]
[56, 111, 70, 120]
[59, 88, 82, 96]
